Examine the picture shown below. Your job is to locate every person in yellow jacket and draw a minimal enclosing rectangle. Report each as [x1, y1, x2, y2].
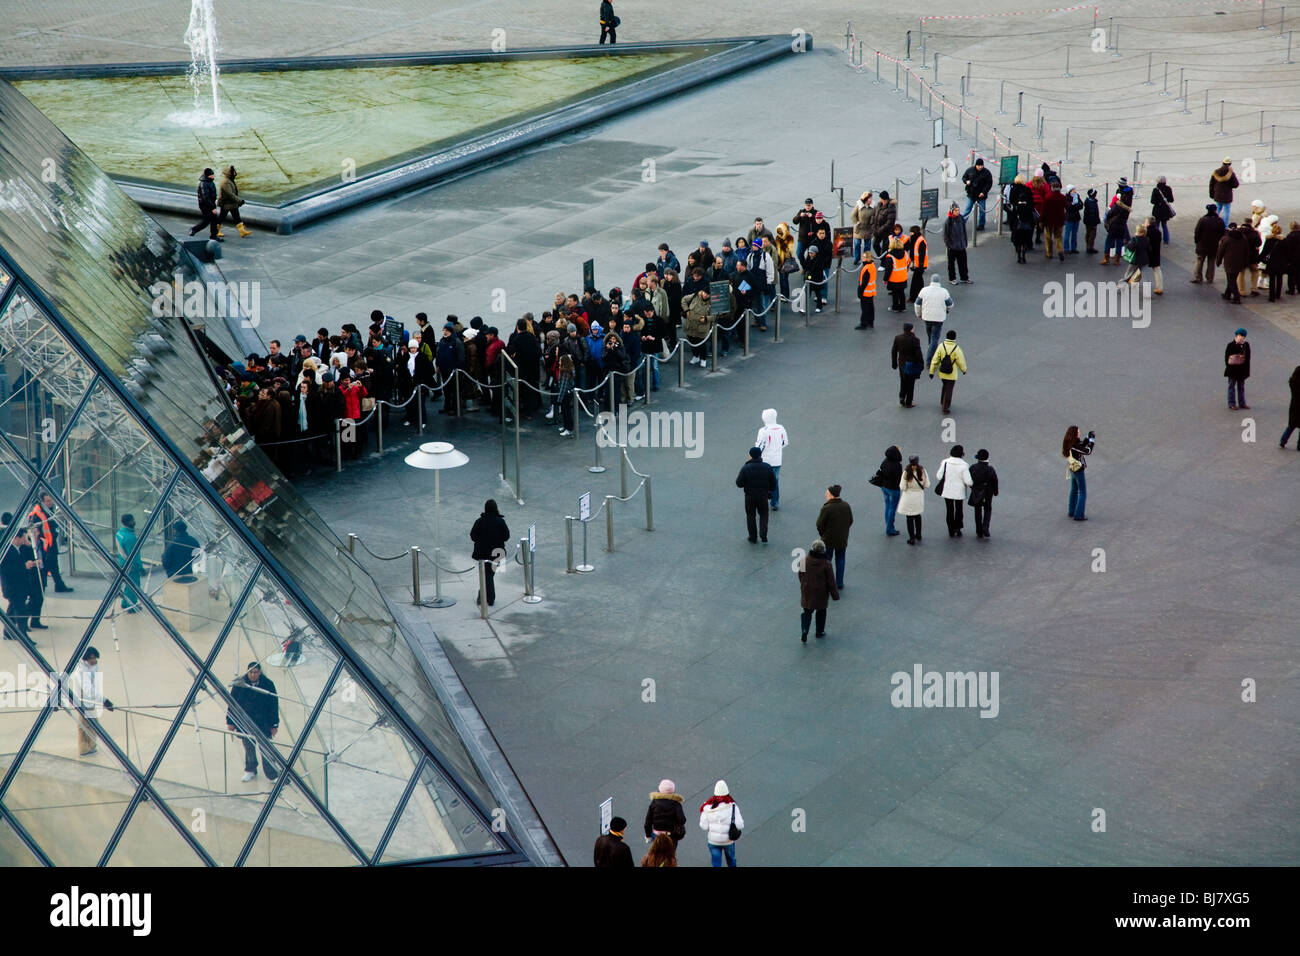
[773, 223, 796, 302]
[927, 329, 967, 414]
[884, 238, 909, 312]
[855, 253, 878, 329]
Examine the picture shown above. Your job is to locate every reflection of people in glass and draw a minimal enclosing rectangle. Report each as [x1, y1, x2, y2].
[227, 662, 280, 783]
[67, 645, 114, 756]
[115, 514, 143, 611]
[1, 517, 37, 642]
[162, 520, 201, 580]
[29, 493, 72, 593]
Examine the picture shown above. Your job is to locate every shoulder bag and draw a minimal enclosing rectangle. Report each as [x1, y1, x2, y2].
[934, 461, 947, 496]
[728, 805, 742, 841]
[1067, 453, 1083, 473]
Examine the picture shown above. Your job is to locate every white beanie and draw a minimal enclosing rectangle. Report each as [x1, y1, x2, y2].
[714, 780, 729, 797]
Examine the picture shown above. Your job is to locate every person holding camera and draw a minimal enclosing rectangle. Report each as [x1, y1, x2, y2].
[1063, 426, 1096, 521]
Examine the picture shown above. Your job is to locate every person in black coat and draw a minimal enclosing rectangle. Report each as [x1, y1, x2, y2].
[162, 520, 202, 579]
[1, 521, 36, 642]
[1224, 328, 1251, 410]
[1192, 204, 1227, 284]
[506, 319, 542, 418]
[801, 226, 833, 311]
[598, 0, 618, 44]
[644, 780, 687, 846]
[736, 446, 777, 543]
[1281, 366, 1300, 449]
[226, 662, 280, 782]
[1082, 188, 1101, 254]
[797, 539, 839, 642]
[188, 167, 221, 240]
[1282, 220, 1300, 295]
[873, 445, 904, 536]
[594, 816, 634, 868]
[891, 322, 924, 408]
[968, 449, 999, 539]
[470, 499, 511, 607]
[1150, 176, 1175, 243]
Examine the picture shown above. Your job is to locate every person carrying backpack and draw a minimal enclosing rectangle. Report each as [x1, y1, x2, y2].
[928, 329, 967, 414]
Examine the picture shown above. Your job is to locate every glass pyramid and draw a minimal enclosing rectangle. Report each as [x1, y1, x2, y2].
[0, 79, 524, 865]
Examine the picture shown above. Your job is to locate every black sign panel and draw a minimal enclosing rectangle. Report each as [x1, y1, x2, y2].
[919, 188, 939, 221]
[709, 280, 732, 316]
[583, 258, 596, 293]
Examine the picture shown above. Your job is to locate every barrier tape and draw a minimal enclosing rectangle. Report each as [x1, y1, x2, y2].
[920, 4, 1097, 24]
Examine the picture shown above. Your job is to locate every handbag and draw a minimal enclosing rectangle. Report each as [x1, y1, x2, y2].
[902, 360, 923, 377]
[1067, 454, 1083, 473]
[1227, 351, 1246, 366]
[934, 462, 947, 496]
[360, 396, 376, 413]
[1121, 244, 1136, 263]
[728, 805, 742, 841]
[969, 485, 986, 507]
[868, 470, 884, 487]
[780, 257, 799, 274]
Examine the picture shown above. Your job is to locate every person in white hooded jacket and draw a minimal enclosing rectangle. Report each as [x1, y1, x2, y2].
[754, 408, 788, 510]
[935, 444, 974, 537]
[699, 780, 744, 867]
[913, 274, 954, 367]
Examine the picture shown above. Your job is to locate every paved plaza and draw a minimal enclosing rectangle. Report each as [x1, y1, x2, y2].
[5, 1, 1298, 867]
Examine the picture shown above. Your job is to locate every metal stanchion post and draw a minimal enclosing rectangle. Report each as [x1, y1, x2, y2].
[417, 384, 425, 433]
[1112, 21, 1121, 57]
[1258, 110, 1266, 145]
[710, 322, 719, 372]
[619, 445, 628, 499]
[521, 537, 541, 604]
[933, 53, 941, 85]
[1218, 100, 1226, 135]
[874, 51, 881, 83]
[347, 533, 357, 555]
[1064, 127, 1070, 164]
[1203, 89, 1210, 124]
[1087, 140, 1095, 177]
[997, 79, 1006, 114]
[578, 516, 593, 572]
[1181, 79, 1191, 113]
[644, 474, 653, 531]
[1176, 68, 1185, 101]
[565, 517, 576, 573]
[589, 409, 606, 474]
[678, 339, 685, 387]
[743, 308, 751, 356]
[905, 28, 911, 60]
[1064, 43, 1072, 77]
[1160, 61, 1169, 95]
[774, 293, 783, 343]
[904, 70, 910, 102]
[604, 496, 615, 552]
[894, 61, 900, 92]
[334, 420, 342, 472]
[573, 389, 581, 441]
[478, 560, 488, 618]
[1015, 91, 1025, 127]
[376, 404, 383, 453]
[1144, 51, 1153, 84]
[1270, 124, 1278, 161]
[410, 546, 421, 605]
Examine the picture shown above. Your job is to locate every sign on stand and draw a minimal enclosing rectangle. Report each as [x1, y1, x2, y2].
[600, 797, 613, 835]
[579, 492, 591, 521]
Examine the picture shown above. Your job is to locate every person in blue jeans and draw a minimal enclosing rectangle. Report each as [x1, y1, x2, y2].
[1224, 328, 1250, 410]
[699, 781, 744, 867]
[816, 484, 854, 589]
[1063, 425, 1095, 520]
[1063, 186, 1082, 253]
[875, 446, 903, 536]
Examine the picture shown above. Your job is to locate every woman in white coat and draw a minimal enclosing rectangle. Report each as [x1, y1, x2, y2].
[699, 780, 744, 867]
[935, 444, 973, 537]
[898, 455, 929, 545]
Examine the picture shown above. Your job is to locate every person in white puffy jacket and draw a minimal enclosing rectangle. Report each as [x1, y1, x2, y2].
[699, 780, 744, 867]
[913, 275, 954, 366]
[754, 408, 788, 510]
[935, 444, 973, 538]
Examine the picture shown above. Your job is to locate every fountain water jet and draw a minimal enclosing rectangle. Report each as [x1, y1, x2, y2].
[184, 0, 222, 122]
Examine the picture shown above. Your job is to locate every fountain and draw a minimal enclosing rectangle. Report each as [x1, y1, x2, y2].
[180, 0, 226, 126]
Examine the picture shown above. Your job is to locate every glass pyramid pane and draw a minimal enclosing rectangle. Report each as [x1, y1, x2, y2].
[294, 666, 423, 861]
[149, 677, 271, 867]
[0, 289, 96, 475]
[0, 265, 10, 296]
[0, 607, 50, 792]
[243, 775, 362, 866]
[60, 378, 175, 560]
[0, 813, 41, 866]
[22, 482, 128, 675]
[1, 700, 142, 866]
[144, 474, 260, 658]
[104, 796, 205, 866]
[213, 580, 338, 783]
[0, 434, 36, 521]
[379, 760, 507, 863]
[76, 584, 206, 780]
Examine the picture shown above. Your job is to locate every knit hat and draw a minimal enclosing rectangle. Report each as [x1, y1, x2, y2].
[903, 322, 914, 331]
[722, 239, 732, 249]
[659, 779, 675, 794]
[1251, 199, 1264, 209]
[931, 274, 941, 284]
[443, 321, 456, 331]
[293, 334, 307, 343]
[753, 238, 763, 248]
[1223, 157, 1232, 165]
[321, 371, 335, 383]
[749, 446, 763, 460]
[804, 197, 814, 204]
[1117, 177, 1129, 188]
[1234, 328, 1247, 337]
[1206, 203, 1218, 212]
[880, 190, 890, 200]
[609, 816, 627, 833]
[946, 329, 957, 340]
[714, 780, 730, 797]
[976, 449, 989, 461]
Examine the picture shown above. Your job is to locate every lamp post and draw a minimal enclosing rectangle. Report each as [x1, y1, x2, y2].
[404, 441, 469, 608]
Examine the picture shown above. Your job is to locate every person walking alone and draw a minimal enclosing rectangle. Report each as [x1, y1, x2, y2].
[470, 499, 511, 607]
[914, 274, 953, 366]
[1280, 366, 1300, 450]
[968, 449, 999, 539]
[755, 409, 789, 511]
[816, 484, 853, 590]
[736, 446, 776, 543]
[928, 329, 967, 415]
[935, 445, 973, 537]
[1063, 426, 1095, 520]
[699, 781, 744, 866]
[217, 166, 252, 238]
[944, 202, 971, 283]
[891, 322, 924, 408]
[898, 456, 928, 544]
[598, 0, 619, 43]
[797, 539, 839, 642]
[1224, 328, 1251, 410]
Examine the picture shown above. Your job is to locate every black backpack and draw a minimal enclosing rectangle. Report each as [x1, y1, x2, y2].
[938, 344, 956, 375]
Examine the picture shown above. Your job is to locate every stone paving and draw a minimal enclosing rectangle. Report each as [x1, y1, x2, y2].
[7, 1, 1299, 866]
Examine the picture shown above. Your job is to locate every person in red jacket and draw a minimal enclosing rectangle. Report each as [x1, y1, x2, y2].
[1040, 183, 1070, 262]
[1029, 170, 1051, 245]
